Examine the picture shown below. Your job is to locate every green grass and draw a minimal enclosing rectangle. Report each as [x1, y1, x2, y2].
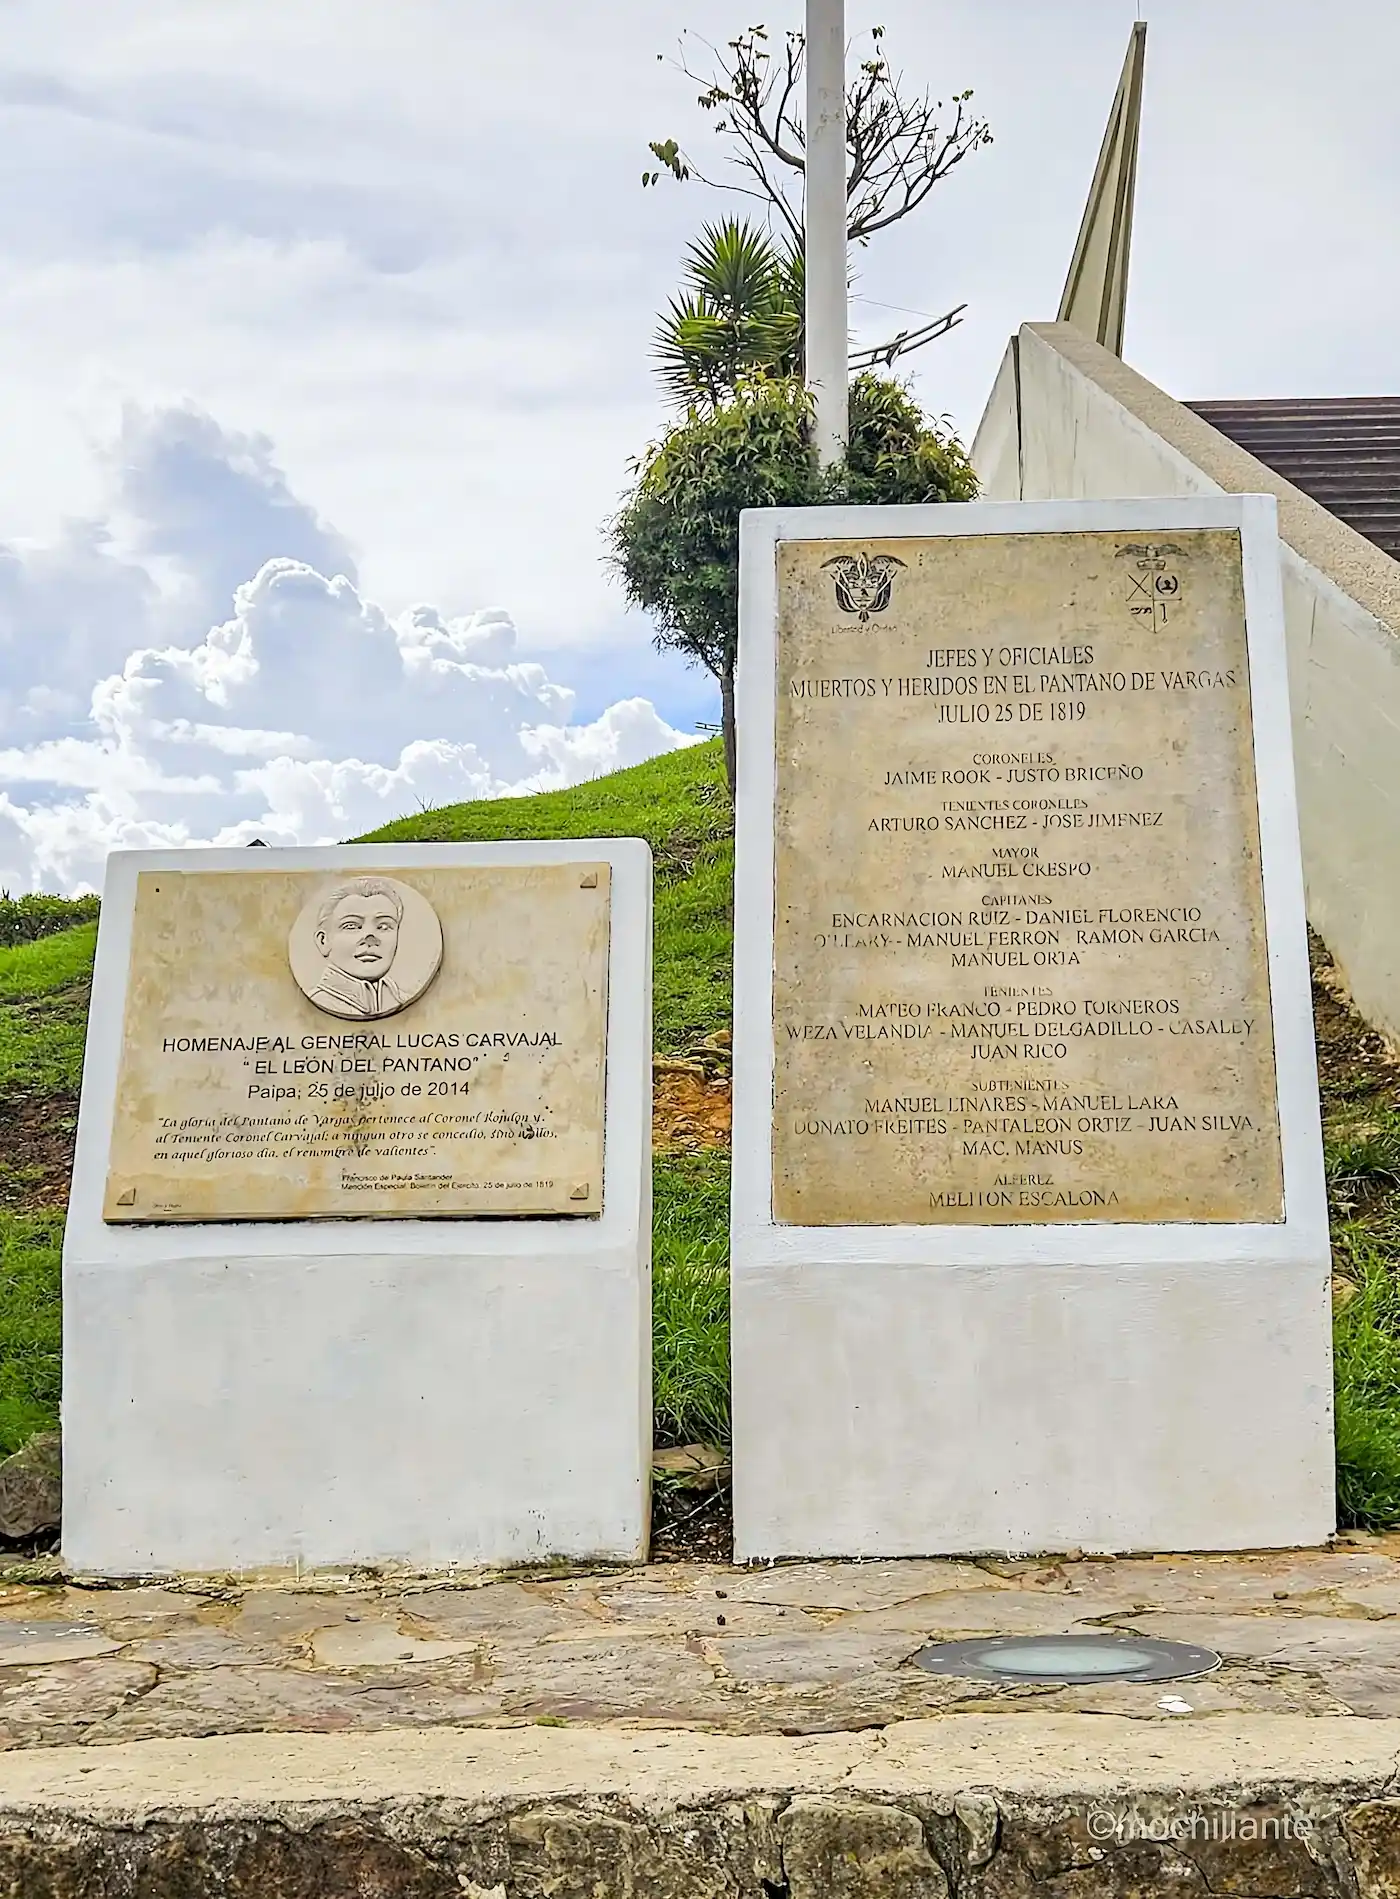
[0, 924, 96, 1105]
[362, 741, 733, 1053]
[0, 927, 92, 1132]
[0, 928, 91, 1455]
[653, 1151, 731, 1447]
[1333, 1217, 1400, 1528]
[0, 919, 98, 1010]
[1326, 1116, 1400, 1220]
[0, 1214, 62, 1457]
[1326, 1098, 1400, 1526]
[0, 1003, 87, 1104]
[0, 924, 98, 1002]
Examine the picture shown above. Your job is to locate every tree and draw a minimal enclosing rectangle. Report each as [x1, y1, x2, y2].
[609, 373, 976, 793]
[654, 217, 802, 410]
[644, 24, 991, 370]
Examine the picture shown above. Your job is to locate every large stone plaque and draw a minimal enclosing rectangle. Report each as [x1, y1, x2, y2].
[772, 528, 1283, 1225]
[104, 863, 610, 1222]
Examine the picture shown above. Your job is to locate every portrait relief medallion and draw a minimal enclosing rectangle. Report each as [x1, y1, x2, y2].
[287, 875, 443, 1021]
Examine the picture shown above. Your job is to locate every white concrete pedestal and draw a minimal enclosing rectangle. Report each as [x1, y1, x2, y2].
[731, 497, 1333, 1558]
[63, 841, 652, 1575]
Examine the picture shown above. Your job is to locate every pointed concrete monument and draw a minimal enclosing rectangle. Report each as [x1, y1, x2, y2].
[1058, 21, 1146, 358]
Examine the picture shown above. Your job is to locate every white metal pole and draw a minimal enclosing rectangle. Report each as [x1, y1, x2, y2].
[805, 0, 847, 466]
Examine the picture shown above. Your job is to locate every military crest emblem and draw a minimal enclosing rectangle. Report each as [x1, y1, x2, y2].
[822, 551, 906, 622]
[1115, 542, 1190, 628]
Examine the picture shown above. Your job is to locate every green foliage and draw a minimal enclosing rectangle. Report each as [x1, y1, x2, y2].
[835, 376, 981, 508]
[0, 894, 99, 951]
[611, 374, 813, 684]
[610, 370, 976, 687]
[653, 1151, 731, 1447]
[654, 218, 802, 410]
[0, 930, 93, 1227]
[652, 842, 733, 1055]
[0, 1214, 62, 1456]
[1334, 1226, 1400, 1528]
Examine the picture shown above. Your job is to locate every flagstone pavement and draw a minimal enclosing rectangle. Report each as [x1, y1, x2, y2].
[1, 1538, 1400, 1748]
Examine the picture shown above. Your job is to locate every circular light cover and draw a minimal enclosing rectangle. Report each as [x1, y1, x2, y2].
[911, 1632, 1221, 1685]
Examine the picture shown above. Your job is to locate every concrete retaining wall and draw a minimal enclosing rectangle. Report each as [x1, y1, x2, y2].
[972, 322, 1400, 1045]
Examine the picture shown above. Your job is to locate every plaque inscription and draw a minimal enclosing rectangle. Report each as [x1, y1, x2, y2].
[772, 529, 1283, 1225]
[105, 864, 610, 1222]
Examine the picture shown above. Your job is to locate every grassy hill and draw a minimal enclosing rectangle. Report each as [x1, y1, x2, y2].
[4, 736, 1400, 1529]
[364, 741, 732, 1054]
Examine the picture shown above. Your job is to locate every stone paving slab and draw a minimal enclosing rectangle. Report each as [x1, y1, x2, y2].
[0, 1540, 1396, 1748]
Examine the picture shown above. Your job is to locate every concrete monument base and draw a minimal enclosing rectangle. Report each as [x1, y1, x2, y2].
[732, 1253, 1333, 1557]
[62, 841, 652, 1575]
[731, 496, 1332, 1559]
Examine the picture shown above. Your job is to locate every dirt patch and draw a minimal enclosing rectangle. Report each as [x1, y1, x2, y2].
[1312, 931, 1400, 1115]
[653, 1066, 731, 1151]
[649, 1478, 733, 1563]
[0, 1095, 78, 1211]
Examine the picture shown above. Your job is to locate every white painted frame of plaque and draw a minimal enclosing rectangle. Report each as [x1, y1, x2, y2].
[732, 496, 1332, 1557]
[63, 841, 652, 1575]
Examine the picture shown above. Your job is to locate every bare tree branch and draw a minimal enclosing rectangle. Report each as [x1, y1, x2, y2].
[645, 24, 992, 254]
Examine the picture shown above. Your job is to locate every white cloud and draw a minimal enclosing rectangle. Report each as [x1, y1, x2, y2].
[0, 409, 691, 894]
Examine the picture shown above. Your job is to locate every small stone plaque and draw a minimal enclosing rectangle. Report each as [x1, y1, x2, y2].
[772, 528, 1283, 1225]
[104, 863, 610, 1221]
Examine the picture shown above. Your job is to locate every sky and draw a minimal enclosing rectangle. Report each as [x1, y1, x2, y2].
[0, 0, 1395, 891]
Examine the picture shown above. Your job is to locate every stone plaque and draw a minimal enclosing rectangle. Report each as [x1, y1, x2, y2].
[772, 528, 1283, 1225]
[104, 863, 610, 1222]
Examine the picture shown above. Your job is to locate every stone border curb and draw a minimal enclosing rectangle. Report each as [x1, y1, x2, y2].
[0, 1716, 1397, 1894]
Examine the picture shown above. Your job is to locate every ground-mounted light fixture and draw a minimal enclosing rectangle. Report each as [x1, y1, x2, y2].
[911, 1633, 1221, 1686]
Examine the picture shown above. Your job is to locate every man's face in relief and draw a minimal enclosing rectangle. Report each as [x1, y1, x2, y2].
[318, 891, 401, 981]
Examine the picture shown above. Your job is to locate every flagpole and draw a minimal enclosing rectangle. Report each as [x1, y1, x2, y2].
[805, 0, 847, 466]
